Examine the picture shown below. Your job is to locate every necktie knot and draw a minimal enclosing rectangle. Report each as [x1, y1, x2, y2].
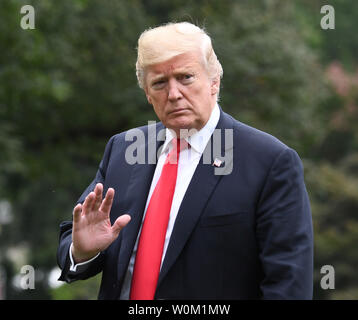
[166, 138, 189, 164]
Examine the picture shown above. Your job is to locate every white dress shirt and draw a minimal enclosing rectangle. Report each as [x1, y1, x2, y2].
[69, 103, 220, 299]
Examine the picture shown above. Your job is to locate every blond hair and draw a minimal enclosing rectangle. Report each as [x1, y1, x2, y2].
[136, 22, 223, 89]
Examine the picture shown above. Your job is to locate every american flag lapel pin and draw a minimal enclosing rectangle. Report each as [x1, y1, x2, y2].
[212, 158, 222, 167]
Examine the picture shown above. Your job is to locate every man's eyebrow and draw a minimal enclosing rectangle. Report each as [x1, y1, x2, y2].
[172, 66, 196, 74]
[150, 74, 166, 83]
[149, 66, 197, 83]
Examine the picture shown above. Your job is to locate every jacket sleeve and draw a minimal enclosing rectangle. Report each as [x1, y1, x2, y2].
[57, 135, 116, 283]
[256, 148, 313, 299]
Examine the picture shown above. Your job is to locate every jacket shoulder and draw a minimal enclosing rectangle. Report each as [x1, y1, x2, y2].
[109, 121, 164, 146]
[228, 114, 291, 157]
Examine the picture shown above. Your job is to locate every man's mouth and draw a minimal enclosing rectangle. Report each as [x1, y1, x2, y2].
[169, 108, 189, 115]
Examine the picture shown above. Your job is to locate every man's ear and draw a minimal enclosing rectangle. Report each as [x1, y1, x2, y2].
[211, 76, 220, 95]
[144, 88, 153, 105]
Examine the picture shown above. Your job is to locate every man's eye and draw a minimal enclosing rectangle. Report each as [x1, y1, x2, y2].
[152, 80, 166, 88]
[181, 74, 194, 83]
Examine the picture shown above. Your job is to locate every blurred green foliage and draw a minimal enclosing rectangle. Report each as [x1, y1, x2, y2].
[0, 0, 357, 299]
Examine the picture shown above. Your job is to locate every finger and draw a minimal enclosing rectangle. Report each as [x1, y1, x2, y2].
[99, 188, 115, 215]
[82, 192, 95, 214]
[92, 183, 103, 212]
[73, 203, 82, 224]
[111, 214, 131, 238]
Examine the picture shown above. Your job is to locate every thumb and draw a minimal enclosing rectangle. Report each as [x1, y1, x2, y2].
[111, 214, 131, 237]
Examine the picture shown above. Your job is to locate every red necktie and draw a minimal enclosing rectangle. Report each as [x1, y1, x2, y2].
[130, 138, 183, 300]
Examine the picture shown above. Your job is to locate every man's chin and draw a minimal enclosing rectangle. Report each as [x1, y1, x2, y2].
[165, 122, 201, 137]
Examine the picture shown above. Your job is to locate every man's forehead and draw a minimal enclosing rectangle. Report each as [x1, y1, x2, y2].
[146, 52, 203, 76]
[149, 64, 197, 76]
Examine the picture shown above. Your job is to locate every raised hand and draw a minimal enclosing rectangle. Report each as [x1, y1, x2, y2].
[71, 183, 131, 263]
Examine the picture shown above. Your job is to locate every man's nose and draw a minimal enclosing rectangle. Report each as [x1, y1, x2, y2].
[168, 79, 183, 101]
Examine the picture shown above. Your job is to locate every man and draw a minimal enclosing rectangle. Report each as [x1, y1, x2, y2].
[57, 22, 313, 299]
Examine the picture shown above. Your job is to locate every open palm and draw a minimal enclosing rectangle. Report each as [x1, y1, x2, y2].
[71, 183, 131, 263]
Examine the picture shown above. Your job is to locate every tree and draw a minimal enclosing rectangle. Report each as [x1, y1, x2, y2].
[2, 0, 354, 299]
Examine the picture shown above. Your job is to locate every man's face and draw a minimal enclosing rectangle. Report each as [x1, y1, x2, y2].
[144, 51, 220, 135]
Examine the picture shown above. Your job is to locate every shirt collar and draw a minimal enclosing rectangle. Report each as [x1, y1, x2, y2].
[162, 103, 220, 155]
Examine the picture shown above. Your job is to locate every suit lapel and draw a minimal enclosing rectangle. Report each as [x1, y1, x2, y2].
[157, 110, 234, 289]
[116, 123, 165, 284]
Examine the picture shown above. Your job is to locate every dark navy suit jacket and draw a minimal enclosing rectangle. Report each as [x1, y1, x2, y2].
[57, 109, 313, 299]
